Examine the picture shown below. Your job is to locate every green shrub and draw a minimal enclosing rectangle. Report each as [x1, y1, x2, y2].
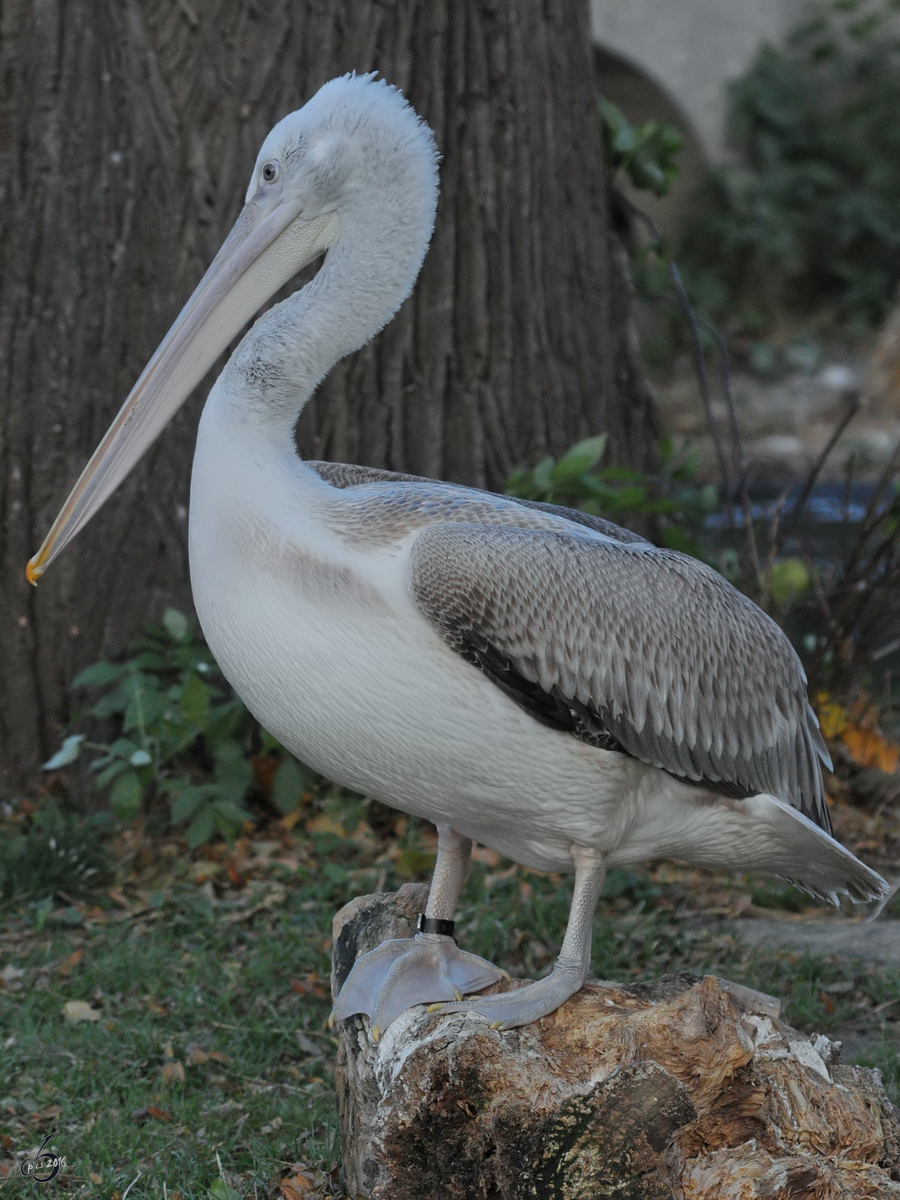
[600, 98, 683, 198]
[679, 0, 900, 337]
[506, 433, 718, 556]
[43, 609, 315, 848]
[0, 806, 113, 903]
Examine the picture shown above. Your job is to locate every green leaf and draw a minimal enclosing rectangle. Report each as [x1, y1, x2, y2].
[170, 786, 214, 824]
[129, 749, 153, 767]
[91, 688, 129, 718]
[109, 771, 142, 821]
[552, 435, 608, 483]
[95, 761, 130, 789]
[530, 456, 555, 497]
[259, 727, 284, 754]
[203, 697, 248, 744]
[123, 687, 167, 735]
[209, 1179, 241, 1200]
[212, 799, 253, 825]
[42, 734, 85, 771]
[271, 756, 315, 814]
[162, 607, 190, 643]
[107, 738, 140, 759]
[179, 672, 210, 729]
[187, 806, 216, 848]
[72, 661, 126, 688]
[769, 557, 812, 605]
[213, 740, 253, 803]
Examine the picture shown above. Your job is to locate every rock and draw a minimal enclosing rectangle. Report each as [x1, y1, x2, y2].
[732, 916, 900, 966]
[332, 886, 900, 1199]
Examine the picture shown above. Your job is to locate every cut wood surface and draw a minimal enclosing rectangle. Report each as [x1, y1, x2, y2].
[332, 884, 900, 1199]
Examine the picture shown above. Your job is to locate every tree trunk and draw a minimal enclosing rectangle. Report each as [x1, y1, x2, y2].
[0, 0, 657, 789]
[332, 886, 900, 1200]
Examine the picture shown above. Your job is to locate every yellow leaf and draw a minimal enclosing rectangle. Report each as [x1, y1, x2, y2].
[394, 848, 437, 879]
[63, 1000, 101, 1023]
[305, 813, 346, 837]
[161, 1060, 186, 1084]
[817, 700, 849, 741]
[841, 726, 900, 773]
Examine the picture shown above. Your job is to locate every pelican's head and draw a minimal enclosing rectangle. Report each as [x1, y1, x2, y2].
[27, 74, 438, 583]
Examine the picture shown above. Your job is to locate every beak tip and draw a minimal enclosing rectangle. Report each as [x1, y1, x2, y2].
[26, 557, 42, 586]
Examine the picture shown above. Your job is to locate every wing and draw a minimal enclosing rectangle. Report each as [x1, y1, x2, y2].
[307, 460, 649, 546]
[410, 522, 832, 832]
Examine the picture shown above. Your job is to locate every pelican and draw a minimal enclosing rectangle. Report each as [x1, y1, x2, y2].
[29, 75, 887, 1035]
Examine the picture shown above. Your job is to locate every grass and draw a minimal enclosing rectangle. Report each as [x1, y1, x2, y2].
[1, 814, 898, 1197]
[1, 885, 338, 1196]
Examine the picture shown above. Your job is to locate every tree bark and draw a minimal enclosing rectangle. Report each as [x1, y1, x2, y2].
[332, 886, 900, 1200]
[0, 0, 657, 789]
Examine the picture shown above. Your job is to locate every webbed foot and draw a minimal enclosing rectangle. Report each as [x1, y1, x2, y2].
[433, 960, 585, 1031]
[331, 933, 507, 1037]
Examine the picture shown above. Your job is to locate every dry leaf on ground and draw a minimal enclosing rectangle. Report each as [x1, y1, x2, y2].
[161, 1061, 186, 1084]
[62, 1000, 100, 1023]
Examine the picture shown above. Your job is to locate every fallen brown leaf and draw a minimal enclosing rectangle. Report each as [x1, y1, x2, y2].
[274, 1165, 317, 1199]
[30, 1105, 61, 1125]
[226, 860, 246, 887]
[145, 1105, 173, 1122]
[290, 973, 327, 1000]
[161, 1061, 186, 1084]
[57, 948, 83, 977]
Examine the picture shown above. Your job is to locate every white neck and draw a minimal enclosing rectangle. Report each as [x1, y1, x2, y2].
[216, 199, 433, 445]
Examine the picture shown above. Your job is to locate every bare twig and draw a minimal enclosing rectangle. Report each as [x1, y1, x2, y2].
[841, 437, 900, 582]
[758, 490, 791, 610]
[667, 263, 734, 501]
[866, 879, 900, 922]
[778, 396, 861, 547]
[873, 635, 900, 662]
[616, 192, 762, 585]
[122, 1173, 142, 1200]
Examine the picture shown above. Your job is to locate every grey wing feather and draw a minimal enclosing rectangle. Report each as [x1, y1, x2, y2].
[307, 461, 648, 545]
[410, 523, 833, 833]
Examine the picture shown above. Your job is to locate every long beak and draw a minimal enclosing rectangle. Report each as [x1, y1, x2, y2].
[27, 199, 340, 583]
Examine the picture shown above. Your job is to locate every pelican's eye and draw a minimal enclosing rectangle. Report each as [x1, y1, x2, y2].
[261, 160, 280, 184]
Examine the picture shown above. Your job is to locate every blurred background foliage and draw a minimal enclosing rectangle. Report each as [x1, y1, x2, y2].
[678, 0, 900, 340]
[27, 611, 316, 856]
[2, 0, 896, 972]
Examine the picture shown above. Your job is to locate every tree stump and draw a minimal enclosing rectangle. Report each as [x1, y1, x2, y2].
[332, 884, 900, 1199]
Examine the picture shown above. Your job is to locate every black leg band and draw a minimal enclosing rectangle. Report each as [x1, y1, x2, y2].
[417, 914, 456, 938]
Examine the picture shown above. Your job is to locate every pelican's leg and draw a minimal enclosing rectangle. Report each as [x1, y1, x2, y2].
[435, 843, 607, 1030]
[331, 824, 507, 1038]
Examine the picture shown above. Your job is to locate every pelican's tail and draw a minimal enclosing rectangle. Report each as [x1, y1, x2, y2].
[737, 793, 889, 906]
